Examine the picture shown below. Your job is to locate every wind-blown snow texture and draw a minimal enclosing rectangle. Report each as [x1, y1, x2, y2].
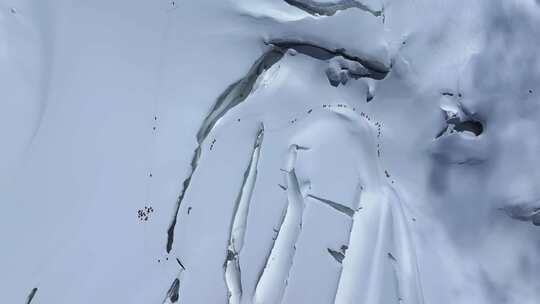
[1, 0, 540, 303]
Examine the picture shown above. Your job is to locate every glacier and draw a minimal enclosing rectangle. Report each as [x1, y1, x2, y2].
[1, 0, 540, 303]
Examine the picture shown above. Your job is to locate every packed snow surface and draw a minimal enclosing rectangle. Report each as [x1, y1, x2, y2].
[1, 0, 540, 303]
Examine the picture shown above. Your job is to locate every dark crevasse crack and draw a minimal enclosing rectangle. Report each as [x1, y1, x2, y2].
[224, 125, 265, 304]
[164, 261, 186, 303]
[327, 247, 347, 263]
[435, 117, 484, 138]
[253, 145, 307, 303]
[195, 53, 282, 144]
[166, 147, 200, 253]
[26, 287, 38, 304]
[307, 194, 355, 217]
[367, 89, 374, 102]
[165, 49, 284, 253]
[269, 40, 390, 79]
[164, 278, 180, 303]
[451, 119, 483, 136]
[436, 99, 484, 139]
[283, 0, 382, 18]
[176, 258, 186, 270]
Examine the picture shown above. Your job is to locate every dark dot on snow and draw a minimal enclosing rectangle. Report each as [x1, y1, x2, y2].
[10, 7, 17, 14]
[237, 118, 240, 122]
[458, 93, 463, 98]
[149, 173, 152, 177]
[529, 89, 533, 94]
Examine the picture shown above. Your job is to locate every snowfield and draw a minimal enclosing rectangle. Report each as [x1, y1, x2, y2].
[1, 0, 540, 303]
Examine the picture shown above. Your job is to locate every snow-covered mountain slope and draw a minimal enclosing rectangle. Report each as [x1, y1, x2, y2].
[1, 0, 540, 303]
